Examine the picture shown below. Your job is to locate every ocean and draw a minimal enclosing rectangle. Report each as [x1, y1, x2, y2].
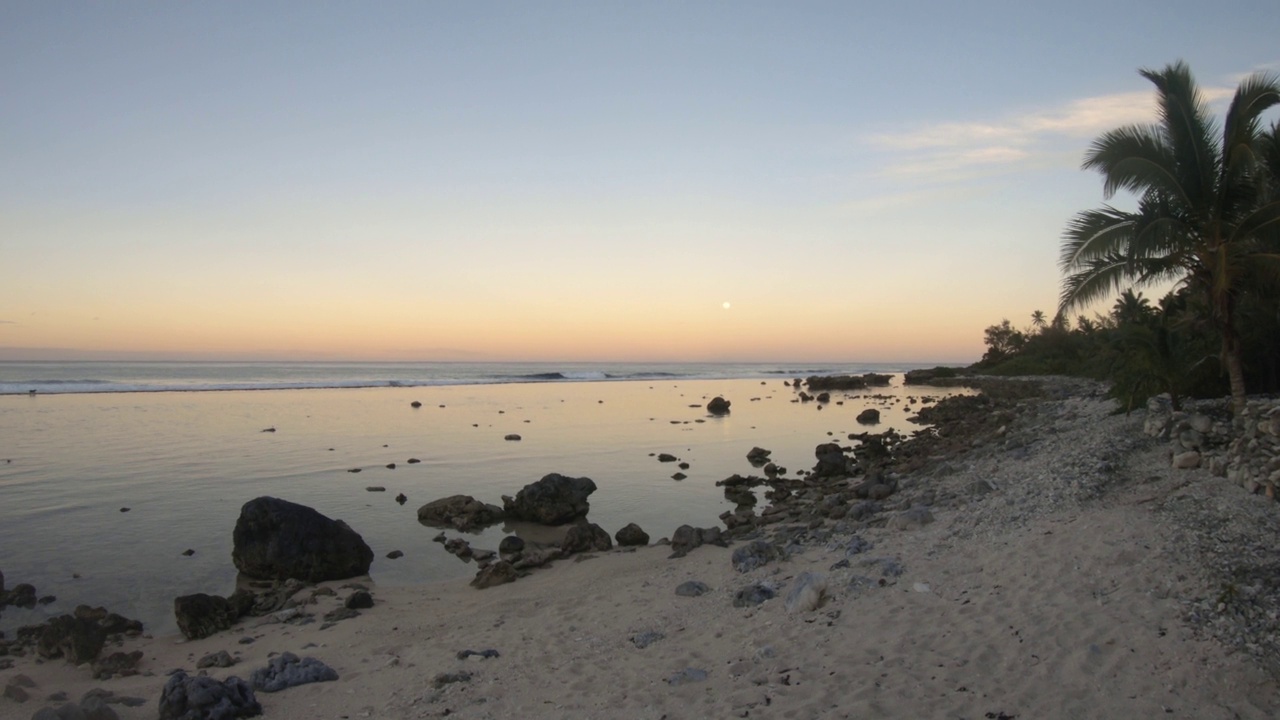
[0, 360, 959, 636]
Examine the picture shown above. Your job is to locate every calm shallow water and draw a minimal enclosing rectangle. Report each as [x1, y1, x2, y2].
[0, 376, 960, 635]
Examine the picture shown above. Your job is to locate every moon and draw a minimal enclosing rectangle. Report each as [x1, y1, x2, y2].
[722, 301, 731, 310]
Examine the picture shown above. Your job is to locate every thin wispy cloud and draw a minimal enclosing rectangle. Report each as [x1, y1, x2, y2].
[866, 82, 1240, 181]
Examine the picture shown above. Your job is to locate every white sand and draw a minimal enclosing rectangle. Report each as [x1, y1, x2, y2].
[6, 389, 1280, 719]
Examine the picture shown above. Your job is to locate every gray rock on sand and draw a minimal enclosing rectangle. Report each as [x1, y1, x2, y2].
[197, 650, 237, 669]
[733, 582, 777, 607]
[249, 652, 339, 693]
[669, 525, 725, 558]
[32, 696, 121, 720]
[614, 522, 650, 546]
[501, 473, 597, 525]
[232, 496, 373, 583]
[731, 540, 784, 573]
[784, 572, 828, 613]
[158, 671, 261, 720]
[631, 631, 664, 649]
[675, 581, 710, 597]
[667, 667, 709, 685]
[888, 505, 935, 531]
[417, 495, 505, 532]
[471, 561, 518, 589]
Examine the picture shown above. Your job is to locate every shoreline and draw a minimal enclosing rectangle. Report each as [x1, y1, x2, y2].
[4, 376, 1280, 718]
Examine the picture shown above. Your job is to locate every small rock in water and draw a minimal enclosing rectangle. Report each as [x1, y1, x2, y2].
[366, 486, 386, 492]
[119, 507, 130, 512]
[347, 468, 362, 473]
[505, 434, 522, 441]
[406, 458, 421, 464]
[395, 493, 408, 505]
[182, 549, 195, 556]
[385, 463, 396, 469]
[411, 401, 422, 408]
[386, 550, 404, 559]
[261, 427, 276, 433]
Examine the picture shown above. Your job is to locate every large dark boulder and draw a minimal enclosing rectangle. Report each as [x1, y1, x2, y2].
[417, 495, 505, 532]
[501, 474, 597, 525]
[231, 497, 374, 583]
[159, 671, 261, 720]
[706, 397, 731, 415]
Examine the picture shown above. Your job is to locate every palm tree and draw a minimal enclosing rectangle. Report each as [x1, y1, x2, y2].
[1111, 289, 1152, 325]
[1059, 61, 1280, 414]
[1030, 309, 1048, 332]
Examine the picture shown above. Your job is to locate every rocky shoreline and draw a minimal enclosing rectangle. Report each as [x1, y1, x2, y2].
[3, 374, 1279, 719]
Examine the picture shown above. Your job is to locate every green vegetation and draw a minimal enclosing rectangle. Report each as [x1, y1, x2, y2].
[977, 61, 1280, 414]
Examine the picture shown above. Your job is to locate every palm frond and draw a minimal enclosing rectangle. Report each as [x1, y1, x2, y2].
[1059, 206, 1135, 271]
[1082, 125, 1188, 204]
[1140, 61, 1219, 210]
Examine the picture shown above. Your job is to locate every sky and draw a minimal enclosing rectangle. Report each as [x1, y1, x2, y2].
[2, 1, 1278, 364]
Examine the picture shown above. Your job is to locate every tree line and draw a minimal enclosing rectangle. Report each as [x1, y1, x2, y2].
[976, 61, 1280, 414]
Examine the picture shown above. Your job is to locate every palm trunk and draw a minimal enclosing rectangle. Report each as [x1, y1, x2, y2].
[1223, 333, 1248, 416]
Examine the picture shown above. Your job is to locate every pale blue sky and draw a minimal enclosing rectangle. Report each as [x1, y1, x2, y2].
[2, 2, 1278, 361]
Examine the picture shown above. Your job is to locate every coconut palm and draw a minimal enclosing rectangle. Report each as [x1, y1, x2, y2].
[1111, 289, 1152, 325]
[1059, 61, 1280, 413]
[1030, 309, 1048, 332]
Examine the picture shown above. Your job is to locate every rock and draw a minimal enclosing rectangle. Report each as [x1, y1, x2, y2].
[561, 522, 613, 555]
[706, 397, 731, 415]
[631, 631, 664, 649]
[416, 495, 505, 532]
[8, 582, 37, 608]
[92, 650, 143, 680]
[668, 525, 726, 558]
[746, 446, 772, 465]
[657, 453, 678, 463]
[395, 493, 408, 505]
[249, 652, 338, 692]
[731, 540, 783, 573]
[471, 561, 518, 589]
[456, 649, 500, 660]
[889, 505, 935, 531]
[733, 582, 776, 607]
[431, 671, 472, 689]
[157, 671, 261, 720]
[784, 572, 827, 613]
[857, 408, 881, 424]
[671, 472, 687, 480]
[411, 401, 422, 408]
[812, 442, 850, 478]
[498, 536, 526, 555]
[174, 593, 244, 641]
[232, 497, 373, 583]
[675, 581, 710, 597]
[501, 473, 597, 525]
[667, 667, 709, 685]
[35, 614, 107, 664]
[344, 590, 374, 609]
[386, 550, 404, 559]
[1172, 450, 1202, 469]
[504, 434, 521, 441]
[197, 651, 237, 669]
[365, 486, 386, 492]
[614, 523, 650, 547]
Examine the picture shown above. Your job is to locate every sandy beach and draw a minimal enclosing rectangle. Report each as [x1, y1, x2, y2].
[5, 377, 1280, 719]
